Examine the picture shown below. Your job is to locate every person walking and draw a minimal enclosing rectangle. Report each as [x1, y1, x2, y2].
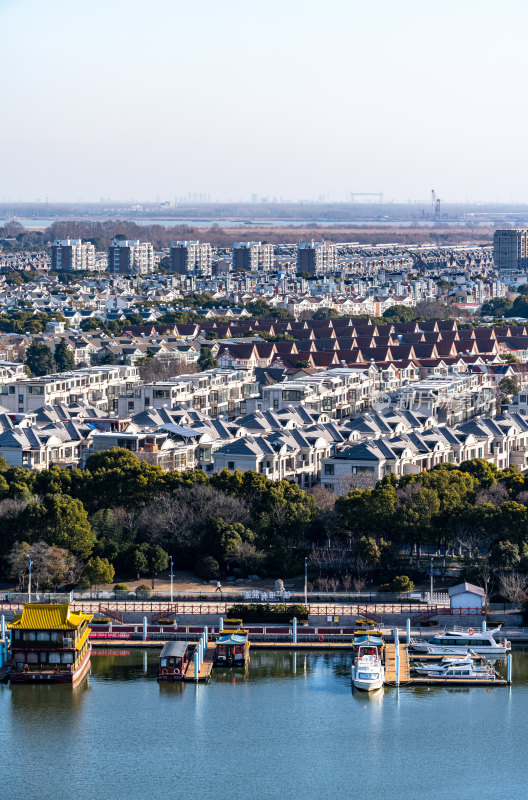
[215, 580, 222, 597]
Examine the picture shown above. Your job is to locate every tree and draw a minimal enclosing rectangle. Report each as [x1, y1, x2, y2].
[498, 376, 519, 404]
[382, 305, 416, 322]
[25, 342, 56, 376]
[85, 556, 115, 594]
[40, 494, 95, 559]
[198, 347, 219, 371]
[499, 571, 528, 604]
[391, 575, 415, 593]
[480, 298, 513, 317]
[54, 339, 75, 372]
[8, 541, 80, 591]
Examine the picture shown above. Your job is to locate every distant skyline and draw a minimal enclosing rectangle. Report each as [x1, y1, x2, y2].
[2, 0, 528, 204]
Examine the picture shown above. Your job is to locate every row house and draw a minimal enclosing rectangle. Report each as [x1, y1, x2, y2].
[117, 368, 260, 420]
[81, 430, 196, 472]
[389, 375, 497, 425]
[0, 420, 92, 470]
[0, 365, 140, 414]
[321, 412, 528, 493]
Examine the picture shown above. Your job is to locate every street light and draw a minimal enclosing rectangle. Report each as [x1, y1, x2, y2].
[28, 555, 33, 604]
[304, 557, 308, 606]
[430, 557, 434, 608]
[170, 555, 174, 606]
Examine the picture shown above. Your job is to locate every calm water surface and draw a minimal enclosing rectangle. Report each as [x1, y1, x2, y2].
[1, 648, 526, 800]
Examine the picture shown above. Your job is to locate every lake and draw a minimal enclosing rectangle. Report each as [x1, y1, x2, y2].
[1, 648, 525, 800]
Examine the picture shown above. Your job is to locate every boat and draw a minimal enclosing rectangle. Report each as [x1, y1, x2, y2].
[8, 602, 93, 687]
[417, 661, 497, 680]
[352, 635, 384, 692]
[215, 631, 250, 666]
[158, 641, 192, 681]
[410, 627, 510, 655]
[413, 653, 484, 674]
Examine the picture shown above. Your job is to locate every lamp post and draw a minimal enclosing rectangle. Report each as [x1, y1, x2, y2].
[304, 556, 308, 607]
[170, 555, 174, 606]
[28, 555, 33, 604]
[430, 557, 434, 608]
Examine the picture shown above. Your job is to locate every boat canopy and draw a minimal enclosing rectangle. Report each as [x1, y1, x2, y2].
[160, 641, 189, 659]
[217, 634, 247, 645]
[353, 635, 383, 647]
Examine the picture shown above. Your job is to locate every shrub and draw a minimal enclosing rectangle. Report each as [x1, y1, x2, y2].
[136, 584, 152, 593]
[391, 575, 415, 593]
[157, 618, 177, 625]
[195, 556, 220, 581]
[227, 603, 308, 623]
[91, 617, 111, 624]
[114, 583, 130, 592]
[224, 618, 243, 626]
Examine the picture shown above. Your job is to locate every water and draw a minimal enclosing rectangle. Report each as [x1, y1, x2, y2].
[0, 648, 526, 800]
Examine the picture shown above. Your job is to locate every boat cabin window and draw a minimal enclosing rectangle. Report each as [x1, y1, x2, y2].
[62, 653, 73, 664]
[48, 653, 61, 664]
[37, 632, 50, 642]
[358, 672, 377, 680]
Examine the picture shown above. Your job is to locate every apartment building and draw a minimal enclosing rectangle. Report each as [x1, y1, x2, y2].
[390, 375, 496, 425]
[232, 242, 274, 272]
[170, 241, 212, 276]
[50, 240, 96, 271]
[108, 239, 154, 275]
[493, 229, 528, 272]
[0, 365, 140, 413]
[296, 241, 337, 276]
[117, 368, 260, 419]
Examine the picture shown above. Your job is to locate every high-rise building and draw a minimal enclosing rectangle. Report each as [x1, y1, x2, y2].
[232, 241, 274, 272]
[108, 239, 154, 275]
[169, 241, 212, 275]
[50, 239, 96, 271]
[493, 229, 528, 271]
[296, 241, 337, 276]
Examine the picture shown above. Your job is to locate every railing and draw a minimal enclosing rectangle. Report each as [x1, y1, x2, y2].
[98, 605, 123, 623]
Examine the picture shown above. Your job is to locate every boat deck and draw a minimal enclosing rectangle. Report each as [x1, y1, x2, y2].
[183, 643, 216, 682]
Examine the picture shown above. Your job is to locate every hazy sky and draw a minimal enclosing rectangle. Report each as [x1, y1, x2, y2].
[1, 0, 527, 204]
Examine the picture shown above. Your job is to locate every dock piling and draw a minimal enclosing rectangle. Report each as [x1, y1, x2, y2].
[194, 651, 199, 682]
[507, 654, 512, 684]
[1, 614, 5, 641]
[482, 620, 487, 633]
[142, 617, 147, 642]
[292, 617, 297, 644]
[219, 617, 223, 632]
[406, 618, 411, 645]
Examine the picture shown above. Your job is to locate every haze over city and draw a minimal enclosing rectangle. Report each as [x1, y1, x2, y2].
[2, 0, 527, 203]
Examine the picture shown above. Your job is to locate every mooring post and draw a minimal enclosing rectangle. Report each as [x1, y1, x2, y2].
[406, 618, 411, 645]
[482, 620, 487, 633]
[142, 616, 147, 642]
[507, 653, 512, 685]
[194, 651, 199, 681]
[395, 653, 400, 686]
[292, 617, 297, 644]
[219, 617, 223, 632]
[5, 633, 8, 661]
[204, 626, 208, 648]
[1, 614, 5, 641]
[394, 627, 400, 686]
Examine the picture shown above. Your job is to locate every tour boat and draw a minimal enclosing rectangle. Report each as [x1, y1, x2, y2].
[215, 632, 250, 666]
[158, 641, 192, 681]
[352, 635, 385, 692]
[8, 602, 93, 687]
[410, 627, 510, 655]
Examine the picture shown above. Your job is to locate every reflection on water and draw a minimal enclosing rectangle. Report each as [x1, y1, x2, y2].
[1, 648, 528, 800]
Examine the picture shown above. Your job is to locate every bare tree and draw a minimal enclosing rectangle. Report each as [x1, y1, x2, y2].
[341, 573, 353, 593]
[499, 572, 528, 604]
[475, 483, 508, 507]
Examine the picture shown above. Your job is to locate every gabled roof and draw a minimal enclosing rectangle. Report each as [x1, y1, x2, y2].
[448, 582, 485, 598]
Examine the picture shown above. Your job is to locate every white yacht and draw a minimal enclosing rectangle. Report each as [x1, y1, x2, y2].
[411, 626, 509, 656]
[414, 653, 484, 675]
[352, 636, 385, 692]
[418, 661, 497, 680]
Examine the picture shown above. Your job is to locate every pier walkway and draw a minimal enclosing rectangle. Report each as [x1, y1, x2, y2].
[384, 643, 411, 685]
[183, 643, 216, 682]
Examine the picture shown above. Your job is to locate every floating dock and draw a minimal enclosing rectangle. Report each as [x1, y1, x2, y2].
[384, 643, 411, 685]
[183, 643, 216, 682]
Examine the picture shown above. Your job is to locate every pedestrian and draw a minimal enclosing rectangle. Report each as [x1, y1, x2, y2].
[215, 580, 222, 595]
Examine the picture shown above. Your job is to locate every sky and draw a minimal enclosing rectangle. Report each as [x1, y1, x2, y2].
[1, 0, 528, 204]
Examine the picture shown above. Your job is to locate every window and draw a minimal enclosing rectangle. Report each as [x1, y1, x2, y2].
[324, 464, 334, 475]
[228, 462, 235, 471]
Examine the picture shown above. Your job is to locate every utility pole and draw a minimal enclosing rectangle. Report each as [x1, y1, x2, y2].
[170, 555, 174, 606]
[304, 557, 308, 606]
[430, 557, 434, 607]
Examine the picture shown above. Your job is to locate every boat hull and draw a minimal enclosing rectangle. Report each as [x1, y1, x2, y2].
[10, 646, 91, 688]
[353, 678, 384, 692]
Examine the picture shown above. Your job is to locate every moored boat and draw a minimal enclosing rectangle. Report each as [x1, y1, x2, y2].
[410, 626, 509, 655]
[215, 632, 250, 666]
[352, 634, 384, 692]
[8, 603, 93, 687]
[158, 641, 192, 681]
